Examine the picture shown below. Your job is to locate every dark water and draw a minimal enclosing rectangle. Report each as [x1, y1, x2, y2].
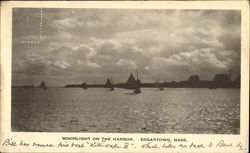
[11, 88, 240, 134]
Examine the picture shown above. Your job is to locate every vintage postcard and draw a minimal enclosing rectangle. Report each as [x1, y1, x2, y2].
[0, 1, 249, 153]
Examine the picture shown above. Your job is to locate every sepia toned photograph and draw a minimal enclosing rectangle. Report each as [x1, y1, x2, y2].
[11, 8, 241, 134]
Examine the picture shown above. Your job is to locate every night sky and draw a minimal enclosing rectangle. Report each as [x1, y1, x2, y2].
[12, 8, 241, 86]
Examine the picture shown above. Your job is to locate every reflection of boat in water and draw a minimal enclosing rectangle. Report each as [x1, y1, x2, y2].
[39, 81, 47, 90]
[155, 81, 164, 90]
[133, 70, 141, 94]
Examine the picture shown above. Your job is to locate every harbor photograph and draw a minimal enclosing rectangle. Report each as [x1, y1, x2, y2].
[11, 8, 241, 134]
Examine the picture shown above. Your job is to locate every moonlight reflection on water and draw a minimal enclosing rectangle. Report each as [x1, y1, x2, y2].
[11, 88, 240, 134]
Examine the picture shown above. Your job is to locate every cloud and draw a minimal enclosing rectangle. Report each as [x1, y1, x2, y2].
[87, 61, 101, 69]
[12, 9, 241, 86]
[89, 38, 122, 53]
[54, 60, 71, 69]
[52, 17, 107, 30]
[117, 59, 137, 69]
[12, 53, 50, 75]
[153, 48, 233, 69]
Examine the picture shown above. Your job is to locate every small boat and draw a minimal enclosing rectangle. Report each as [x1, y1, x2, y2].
[133, 70, 141, 94]
[81, 82, 88, 89]
[105, 78, 114, 91]
[110, 86, 114, 91]
[110, 77, 114, 91]
[133, 86, 141, 94]
[39, 81, 47, 90]
[133, 89, 141, 94]
[155, 81, 164, 90]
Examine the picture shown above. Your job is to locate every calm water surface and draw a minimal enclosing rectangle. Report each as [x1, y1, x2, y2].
[11, 88, 240, 134]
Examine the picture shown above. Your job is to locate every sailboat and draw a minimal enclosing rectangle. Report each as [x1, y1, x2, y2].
[155, 81, 164, 90]
[133, 70, 141, 94]
[110, 77, 114, 91]
[105, 78, 114, 91]
[39, 81, 47, 90]
[81, 82, 88, 89]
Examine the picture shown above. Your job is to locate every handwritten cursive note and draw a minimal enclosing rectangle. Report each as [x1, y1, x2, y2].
[1, 138, 247, 152]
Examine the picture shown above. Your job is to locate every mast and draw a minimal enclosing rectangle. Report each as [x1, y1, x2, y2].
[155, 81, 159, 88]
[133, 69, 141, 94]
[39, 81, 46, 89]
[111, 77, 113, 84]
[136, 69, 138, 80]
[110, 77, 114, 90]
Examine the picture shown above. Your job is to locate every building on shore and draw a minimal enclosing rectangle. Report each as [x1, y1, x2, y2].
[213, 74, 230, 82]
[188, 75, 200, 82]
[209, 70, 233, 88]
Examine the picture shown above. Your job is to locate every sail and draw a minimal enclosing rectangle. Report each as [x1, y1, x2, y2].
[126, 73, 136, 89]
[39, 81, 46, 89]
[133, 70, 141, 94]
[135, 80, 141, 89]
[81, 82, 88, 89]
[155, 80, 164, 90]
[105, 78, 113, 88]
[155, 81, 159, 88]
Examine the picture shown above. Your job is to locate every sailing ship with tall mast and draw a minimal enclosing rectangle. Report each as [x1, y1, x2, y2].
[81, 82, 88, 89]
[39, 81, 47, 90]
[155, 81, 164, 90]
[110, 77, 114, 91]
[133, 69, 141, 94]
[105, 78, 114, 91]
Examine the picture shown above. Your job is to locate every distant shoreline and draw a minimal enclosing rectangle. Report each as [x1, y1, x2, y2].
[12, 73, 241, 89]
[12, 80, 240, 89]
